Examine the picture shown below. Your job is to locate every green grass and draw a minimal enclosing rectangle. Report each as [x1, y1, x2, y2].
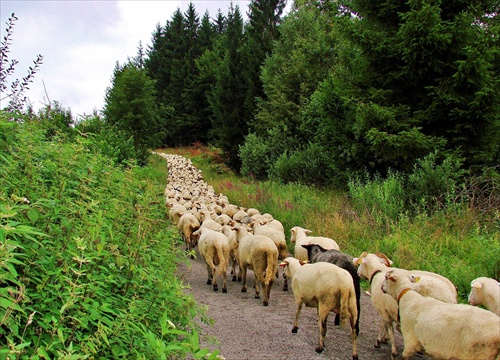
[165, 146, 500, 302]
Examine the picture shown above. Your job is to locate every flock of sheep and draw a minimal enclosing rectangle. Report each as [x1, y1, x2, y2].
[154, 151, 500, 360]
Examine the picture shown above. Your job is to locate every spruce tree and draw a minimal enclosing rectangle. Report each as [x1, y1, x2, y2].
[208, 4, 246, 169]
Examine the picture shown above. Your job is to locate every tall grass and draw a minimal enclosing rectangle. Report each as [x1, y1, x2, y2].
[167, 146, 499, 301]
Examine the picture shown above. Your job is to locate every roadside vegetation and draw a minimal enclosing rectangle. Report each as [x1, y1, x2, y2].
[0, 113, 219, 359]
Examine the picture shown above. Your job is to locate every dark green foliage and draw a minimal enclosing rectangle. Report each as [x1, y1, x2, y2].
[103, 62, 160, 165]
[270, 142, 335, 187]
[333, 0, 500, 175]
[207, 4, 247, 169]
[0, 112, 211, 358]
[238, 133, 271, 179]
[76, 115, 137, 166]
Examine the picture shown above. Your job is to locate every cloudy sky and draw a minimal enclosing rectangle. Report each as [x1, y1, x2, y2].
[0, 1, 271, 119]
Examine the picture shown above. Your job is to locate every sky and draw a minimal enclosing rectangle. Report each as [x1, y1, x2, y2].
[0, 0, 275, 119]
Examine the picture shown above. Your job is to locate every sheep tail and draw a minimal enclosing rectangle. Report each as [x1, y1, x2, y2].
[264, 250, 275, 286]
[339, 289, 349, 328]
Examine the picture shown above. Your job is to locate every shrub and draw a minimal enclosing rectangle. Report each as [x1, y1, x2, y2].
[407, 151, 465, 213]
[270, 143, 335, 187]
[239, 133, 271, 179]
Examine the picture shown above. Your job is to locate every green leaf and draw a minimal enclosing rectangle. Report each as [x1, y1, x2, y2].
[27, 208, 40, 224]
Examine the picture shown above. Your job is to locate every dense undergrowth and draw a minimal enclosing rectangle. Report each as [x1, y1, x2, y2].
[0, 114, 218, 359]
[164, 146, 499, 301]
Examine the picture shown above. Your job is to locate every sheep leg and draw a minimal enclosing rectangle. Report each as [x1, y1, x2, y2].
[218, 262, 228, 293]
[254, 270, 262, 300]
[385, 323, 398, 360]
[240, 265, 248, 293]
[231, 257, 238, 282]
[204, 262, 212, 285]
[349, 311, 359, 360]
[401, 327, 420, 360]
[208, 261, 218, 292]
[282, 269, 288, 291]
[315, 305, 330, 353]
[292, 300, 304, 333]
[375, 318, 387, 347]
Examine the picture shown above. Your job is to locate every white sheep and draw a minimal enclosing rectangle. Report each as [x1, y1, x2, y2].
[353, 251, 458, 359]
[221, 224, 239, 282]
[176, 212, 200, 256]
[280, 257, 358, 359]
[290, 226, 339, 261]
[199, 209, 223, 232]
[233, 225, 278, 306]
[468, 276, 500, 316]
[169, 203, 187, 226]
[382, 269, 500, 360]
[252, 220, 289, 291]
[192, 227, 230, 293]
[215, 214, 232, 226]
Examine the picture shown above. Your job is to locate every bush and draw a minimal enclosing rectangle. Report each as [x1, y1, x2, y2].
[77, 115, 138, 166]
[270, 143, 334, 187]
[239, 133, 272, 179]
[407, 151, 465, 213]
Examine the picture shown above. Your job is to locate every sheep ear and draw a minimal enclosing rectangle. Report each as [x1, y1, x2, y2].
[375, 252, 393, 267]
[304, 229, 313, 235]
[279, 261, 288, 267]
[471, 280, 483, 288]
[410, 275, 421, 283]
[388, 273, 397, 282]
[299, 260, 308, 266]
[353, 257, 359, 265]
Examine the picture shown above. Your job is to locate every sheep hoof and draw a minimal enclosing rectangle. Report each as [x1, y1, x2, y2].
[283, 285, 288, 291]
[262, 301, 268, 306]
[213, 285, 218, 292]
[352, 355, 359, 360]
[232, 276, 237, 281]
[334, 314, 340, 326]
[206, 279, 212, 285]
[315, 347, 324, 354]
[254, 295, 260, 299]
[222, 288, 227, 293]
[291, 326, 298, 333]
[374, 340, 381, 348]
[241, 288, 247, 293]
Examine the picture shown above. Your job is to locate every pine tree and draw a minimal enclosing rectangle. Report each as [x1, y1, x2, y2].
[208, 4, 246, 169]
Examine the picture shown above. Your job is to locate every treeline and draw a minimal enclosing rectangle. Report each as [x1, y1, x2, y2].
[103, 0, 500, 187]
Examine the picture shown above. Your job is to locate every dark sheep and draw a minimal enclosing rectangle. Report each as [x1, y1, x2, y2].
[302, 244, 360, 336]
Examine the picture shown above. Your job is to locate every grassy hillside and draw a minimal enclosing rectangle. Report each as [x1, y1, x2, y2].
[162, 146, 499, 301]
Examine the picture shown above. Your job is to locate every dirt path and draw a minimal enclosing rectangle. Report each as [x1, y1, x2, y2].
[178, 254, 429, 360]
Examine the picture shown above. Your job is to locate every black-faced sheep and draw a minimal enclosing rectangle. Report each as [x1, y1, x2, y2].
[382, 269, 500, 360]
[290, 226, 339, 261]
[280, 257, 358, 359]
[301, 244, 360, 336]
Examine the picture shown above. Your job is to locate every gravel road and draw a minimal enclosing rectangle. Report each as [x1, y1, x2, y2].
[178, 254, 429, 360]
